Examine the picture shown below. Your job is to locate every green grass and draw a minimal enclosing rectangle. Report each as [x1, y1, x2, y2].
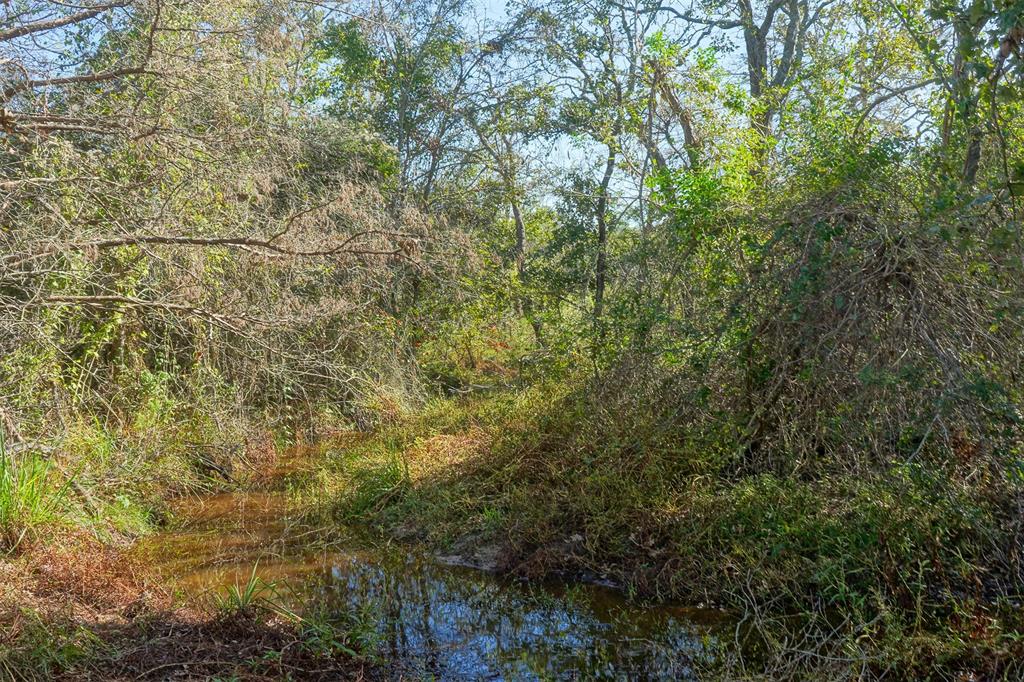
[214, 563, 282, 615]
[0, 440, 69, 551]
[211, 562, 378, 662]
[0, 389, 303, 554]
[0, 609, 104, 682]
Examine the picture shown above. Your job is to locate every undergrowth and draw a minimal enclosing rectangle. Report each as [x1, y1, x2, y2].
[0, 392, 301, 558]
[0, 452, 68, 552]
[307, 382, 1024, 679]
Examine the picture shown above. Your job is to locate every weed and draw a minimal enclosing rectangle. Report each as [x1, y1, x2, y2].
[214, 563, 278, 614]
[294, 599, 383, 661]
[0, 610, 103, 681]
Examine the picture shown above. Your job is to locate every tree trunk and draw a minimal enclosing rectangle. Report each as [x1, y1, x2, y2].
[511, 197, 526, 281]
[594, 146, 617, 319]
[509, 195, 543, 344]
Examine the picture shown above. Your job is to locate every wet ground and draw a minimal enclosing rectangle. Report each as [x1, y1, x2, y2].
[137, 460, 728, 680]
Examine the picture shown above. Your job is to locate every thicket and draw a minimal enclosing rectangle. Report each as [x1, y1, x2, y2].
[2, 0, 1024, 678]
[0, 1, 458, 548]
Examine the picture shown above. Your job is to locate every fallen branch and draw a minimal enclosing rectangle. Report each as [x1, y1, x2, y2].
[7, 230, 420, 267]
[40, 294, 269, 332]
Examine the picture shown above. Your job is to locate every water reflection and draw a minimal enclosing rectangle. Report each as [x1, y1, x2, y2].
[140, 491, 723, 680]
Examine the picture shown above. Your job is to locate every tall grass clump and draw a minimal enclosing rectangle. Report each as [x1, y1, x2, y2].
[0, 435, 68, 551]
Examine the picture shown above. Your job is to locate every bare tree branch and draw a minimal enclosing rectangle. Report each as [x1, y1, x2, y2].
[0, 1, 129, 43]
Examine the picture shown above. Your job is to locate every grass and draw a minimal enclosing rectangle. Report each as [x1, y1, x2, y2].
[214, 563, 279, 614]
[1, 394, 295, 549]
[208, 563, 380, 665]
[0, 435, 70, 552]
[0, 610, 104, 682]
[305, 382, 1024, 678]
[1, 509, 375, 680]
[1, 361, 1018, 677]
[0, 391, 371, 679]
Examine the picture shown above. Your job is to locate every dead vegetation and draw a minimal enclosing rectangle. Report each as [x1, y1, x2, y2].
[0, 533, 374, 681]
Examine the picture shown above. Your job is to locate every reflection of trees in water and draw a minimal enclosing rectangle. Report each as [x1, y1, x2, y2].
[302, 552, 705, 679]
[152, 500, 708, 679]
[152, 483, 711, 679]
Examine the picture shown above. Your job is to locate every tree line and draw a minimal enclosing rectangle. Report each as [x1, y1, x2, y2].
[2, 0, 1022, 487]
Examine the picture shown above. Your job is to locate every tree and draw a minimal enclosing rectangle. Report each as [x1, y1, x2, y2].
[528, 0, 666, 319]
[2, 1, 439, 424]
[308, 0, 478, 208]
[460, 23, 554, 340]
[665, 0, 838, 169]
[884, 0, 1024, 191]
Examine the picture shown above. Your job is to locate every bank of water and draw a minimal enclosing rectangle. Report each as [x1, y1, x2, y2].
[136, 458, 729, 680]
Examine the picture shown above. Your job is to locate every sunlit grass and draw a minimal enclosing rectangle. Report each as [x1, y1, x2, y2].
[0, 435, 69, 552]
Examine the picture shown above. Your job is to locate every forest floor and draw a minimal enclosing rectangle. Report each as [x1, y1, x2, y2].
[4, 387, 1022, 680]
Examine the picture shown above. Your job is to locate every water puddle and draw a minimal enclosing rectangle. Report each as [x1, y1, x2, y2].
[138, 465, 728, 680]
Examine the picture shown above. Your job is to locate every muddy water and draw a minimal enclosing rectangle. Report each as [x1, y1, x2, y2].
[138, 465, 728, 680]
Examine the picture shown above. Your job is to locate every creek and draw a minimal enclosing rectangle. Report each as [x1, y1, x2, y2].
[137, 451, 727, 680]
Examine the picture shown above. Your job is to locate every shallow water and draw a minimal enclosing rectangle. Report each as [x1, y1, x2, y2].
[138, 467, 727, 680]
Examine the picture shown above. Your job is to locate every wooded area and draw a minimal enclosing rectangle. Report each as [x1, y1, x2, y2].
[2, 0, 1023, 679]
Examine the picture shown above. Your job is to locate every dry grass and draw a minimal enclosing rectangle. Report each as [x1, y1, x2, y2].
[0, 532, 374, 681]
[404, 427, 491, 480]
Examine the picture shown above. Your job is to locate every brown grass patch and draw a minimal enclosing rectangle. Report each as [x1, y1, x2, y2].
[405, 427, 490, 480]
[26, 540, 157, 615]
[0, 533, 374, 681]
